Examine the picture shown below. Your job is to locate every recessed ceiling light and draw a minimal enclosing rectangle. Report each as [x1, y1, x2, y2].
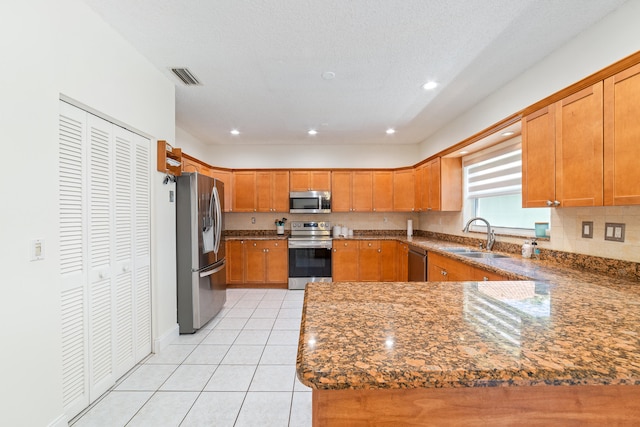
[501, 131, 515, 137]
[230, 129, 240, 135]
[308, 129, 318, 136]
[422, 81, 438, 90]
[321, 71, 336, 80]
[386, 128, 396, 135]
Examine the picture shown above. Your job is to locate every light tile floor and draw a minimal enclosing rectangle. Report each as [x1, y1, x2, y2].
[71, 289, 312, 427]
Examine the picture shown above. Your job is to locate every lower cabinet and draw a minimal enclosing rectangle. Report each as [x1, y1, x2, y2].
[333, 240, 399, 282]
[226, 239, 288, 288]
[428, 252, 508, 282]
[397, 242, 409, 282]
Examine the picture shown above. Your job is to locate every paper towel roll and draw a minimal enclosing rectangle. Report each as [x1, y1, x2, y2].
[407, 219, 413, 237]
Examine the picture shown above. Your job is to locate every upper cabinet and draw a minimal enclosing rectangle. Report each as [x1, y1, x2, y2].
[332, 171, 373, 212]
[256, 171, 289, 212]
[417, 158, 462, 211]
[393, 169, 415, 212]
[234, 170, 289, 212]
[157, 140, 182, 176]
[604, 62, 640, 206]
[372, 171, 393, 212]
[289, 170, 331, 191]
[522, 82, 604, 208]
[209, 168, 233, 212]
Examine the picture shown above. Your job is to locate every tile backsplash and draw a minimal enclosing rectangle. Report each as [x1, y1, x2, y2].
[224, 206, 640, 263]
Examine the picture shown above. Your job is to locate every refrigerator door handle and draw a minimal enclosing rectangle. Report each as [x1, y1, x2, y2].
[212, 185, 222, 254]
[199, 259, 226, 278]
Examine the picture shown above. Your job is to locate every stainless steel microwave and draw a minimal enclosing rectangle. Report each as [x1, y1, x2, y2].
[289, 191, 331, 214]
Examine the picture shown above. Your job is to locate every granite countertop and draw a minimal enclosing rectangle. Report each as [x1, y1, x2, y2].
[297, 279, 640, 390]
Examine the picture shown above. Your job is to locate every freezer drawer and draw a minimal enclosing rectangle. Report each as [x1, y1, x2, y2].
[178, 260, 227, 334]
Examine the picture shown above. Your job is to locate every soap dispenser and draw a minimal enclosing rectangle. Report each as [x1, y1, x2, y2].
[522, 240, 532, 259]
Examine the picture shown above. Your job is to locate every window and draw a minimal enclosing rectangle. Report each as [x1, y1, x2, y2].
[463, 137, 549, 234]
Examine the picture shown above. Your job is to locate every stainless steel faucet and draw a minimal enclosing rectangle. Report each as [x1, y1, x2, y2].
[462, 217, 495, 251]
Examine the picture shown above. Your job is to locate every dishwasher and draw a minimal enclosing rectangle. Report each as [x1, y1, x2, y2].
[408, 245, 428, 281]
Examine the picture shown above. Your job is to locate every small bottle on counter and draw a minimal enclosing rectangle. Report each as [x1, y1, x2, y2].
[531, 239, 540, 259]
[522, 240, 532, 258]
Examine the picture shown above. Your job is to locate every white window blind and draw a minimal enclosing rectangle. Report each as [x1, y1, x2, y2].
[464, 137, 522, 199]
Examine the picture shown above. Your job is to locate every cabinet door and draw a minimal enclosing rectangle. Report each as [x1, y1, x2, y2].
[290, 171, 311, 191]
[265, 241, 288, 284]
[428, 158, 441, 211]
[555, 82, 603, 207]
[209, 169, 232, 212]
[226, 240, 245, 285]
[332, 241, 358, 281]
[393, 169, 415, 211]
[358, 240, 380, 281]
[427, 253, 471, 281]
[469, 266, 507, 282]
[271, 171, 290, 212]
[379, 241, 397, 281]
[331, 171, 352, 212]
[310, 171, 331, 191]
[396, 242, 409, 281]
[522, 105, 557, 207]
[244, 241, 267, 284]
[182, 157, 201, 173]
[414, 165, 424, 212]
[372, 171, 394, 212]
[604, 62, 640, 206]
[440, 158, 462, 211]
[256, 171, 272, 212]
[352, 171, 373, 212]
[233, 171, 257, 212]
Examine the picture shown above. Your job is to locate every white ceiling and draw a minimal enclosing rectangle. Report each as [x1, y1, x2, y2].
[83, 0, 628, 146]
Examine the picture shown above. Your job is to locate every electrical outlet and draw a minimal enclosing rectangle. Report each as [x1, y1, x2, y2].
[581, 221, 593, 238]
[169, 190, 174, 203]
[251, 217, 256, 224]
[604, 222, 625, 242]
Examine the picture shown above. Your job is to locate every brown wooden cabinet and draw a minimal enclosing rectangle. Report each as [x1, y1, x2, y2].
[228, 239, 288, 288]
[428, 252, 508, 282]
[232, 171, 257, 212]
[289, 170, 331, 191]
[209, 168, 233, 212]
[226, 240, 245, 286]
[156, 140, 182, 176]
[358, 240, 380, 282]
[604, 62, 640, 206]
[182, 156, 204, 174]
[332, 240, 359, 281]
[393, 169, 415, 211]
[256, 171, 289, 212]
[379, 241, 397, 281]
[372, 171, 394, 212]
[396, 242, 409, 282]
[522, 82, 604, 208]
[331, 171, 373, 212]
[417, 158, 462, 211]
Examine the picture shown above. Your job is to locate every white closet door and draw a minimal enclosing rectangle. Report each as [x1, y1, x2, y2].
[87, 113, 115, 399]
[59, 102, 90, 417]
[113, 126, 135, 378]
[59, 101, 152, 420]
[134, 136, 151, 358]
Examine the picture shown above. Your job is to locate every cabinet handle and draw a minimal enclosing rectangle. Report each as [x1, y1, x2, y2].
[546, 200, 553, 206]
[553, 200, 560, 207]
[483, 276, 489, 281]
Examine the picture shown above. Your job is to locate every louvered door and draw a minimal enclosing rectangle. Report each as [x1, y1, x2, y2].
[87, 113, 115, 399]
[59, 101, 151, 420]
[59, 102, 90, 417]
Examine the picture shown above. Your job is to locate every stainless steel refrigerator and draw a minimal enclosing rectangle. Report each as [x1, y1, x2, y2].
[176, 172, 226, 334]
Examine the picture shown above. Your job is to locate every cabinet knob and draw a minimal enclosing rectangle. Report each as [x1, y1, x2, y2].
[253, 242, 257, 247]
[546, 200, 553, 206]
[368, 243, 372, 247]
[483, 276, 489, 281]
[265, 248, 269, 253]
[377, 248, 381, 253]
[553, 200, 560, 207]
[442, 271, 447, 276]
[333, 249, 337, 252]
[344, 242, 348, 247]
[274, 242, 278, 247]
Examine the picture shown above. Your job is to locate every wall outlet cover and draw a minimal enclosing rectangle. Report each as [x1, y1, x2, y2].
[604, 222, 625, 242]
[581, 221, 593, 239]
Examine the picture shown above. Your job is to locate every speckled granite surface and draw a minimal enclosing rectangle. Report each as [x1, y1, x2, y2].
[297, 236, 640, 390]
[297, 279, 640, 390]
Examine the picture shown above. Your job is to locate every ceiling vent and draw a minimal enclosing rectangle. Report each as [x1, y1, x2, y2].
[170, 68, 201, 86]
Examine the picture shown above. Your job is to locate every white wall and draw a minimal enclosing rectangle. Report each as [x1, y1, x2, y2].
[0, 1, 176, 426]
[203, 143, 421, 169]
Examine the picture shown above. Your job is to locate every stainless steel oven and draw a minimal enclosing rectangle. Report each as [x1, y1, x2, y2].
[288, 221, 332, 290]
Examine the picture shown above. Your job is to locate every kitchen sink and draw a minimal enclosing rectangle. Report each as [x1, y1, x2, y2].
[459, 252, 509, 259]
[442, 247, 476, 253]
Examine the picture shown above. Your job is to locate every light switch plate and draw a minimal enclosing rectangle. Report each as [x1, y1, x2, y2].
[30, 239, 45, 261]
[604, 222, 625, 242]
[581, 221, 593, 239]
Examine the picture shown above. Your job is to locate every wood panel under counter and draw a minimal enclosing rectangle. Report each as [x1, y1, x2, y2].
[297, 281, 640, 426]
